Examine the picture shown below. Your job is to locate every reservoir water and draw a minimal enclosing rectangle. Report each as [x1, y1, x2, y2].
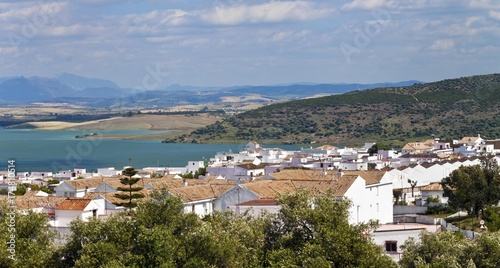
[0, 129, 298, 172]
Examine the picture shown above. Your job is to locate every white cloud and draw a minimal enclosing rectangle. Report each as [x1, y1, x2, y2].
[0, 2, 65, 21]
[465, 16, 482, 26]
[428, 39, 454, 50]
[490, 10, 500, 20]
[125, 9, 189, 27]
[342, 0, 393, 10]
[469, 0, 500, 9]
[203, 1, 334, 25]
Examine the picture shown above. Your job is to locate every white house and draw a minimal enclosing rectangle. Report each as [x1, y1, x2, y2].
[229, 198, 280, 217]
[219, 169, 394, 224]
[371, 224, 439, 262]
[169, 184, 234, 217]
[97, 167, 121, 177]
[420, 182, 448, 205]
[186, 161, 205, 174]
[54, 178, 104, 197]
[52, 198, 106, 227]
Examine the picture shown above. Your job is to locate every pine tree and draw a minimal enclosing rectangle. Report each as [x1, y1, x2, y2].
[113, 167, 145, 210]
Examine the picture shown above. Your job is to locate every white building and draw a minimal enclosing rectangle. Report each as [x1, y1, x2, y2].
[51, 198, 106, 227]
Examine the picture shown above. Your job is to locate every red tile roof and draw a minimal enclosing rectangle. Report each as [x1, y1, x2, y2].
[56, 198, 92, 210]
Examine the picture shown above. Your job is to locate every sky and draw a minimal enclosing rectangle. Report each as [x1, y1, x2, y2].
[0, 0, 499, 89]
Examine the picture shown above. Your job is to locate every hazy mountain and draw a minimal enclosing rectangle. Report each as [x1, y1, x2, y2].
[0, 76, 75, 103]
[163, 83, 220, 91]
[0, 73, 423, 106]
[55, 72, 120, 90]
[223, 81, 421, 98]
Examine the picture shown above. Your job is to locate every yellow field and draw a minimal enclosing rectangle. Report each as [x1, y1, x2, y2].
[21, 114, 222, 140]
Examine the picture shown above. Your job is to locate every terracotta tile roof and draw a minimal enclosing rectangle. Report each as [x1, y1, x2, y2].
[56, 198, 93, 210]
[3, 195, 66, 210]
[402, 142, 433, 151]
[210, 184, 235, 196]
[83, 192, 129, 204]
[242, 180, 297, 199]
[292, 177, 357, 197]
[268, 169, 330, 181]
[66, 177, 107, 190]
[97, 179, 126, 190]
[145, 175, 237, 190]
[420, 182, 443, 191]
[168, 184, 234, 202]
[242, 175, 359, 198]
[343, 170, 386, 185]
[460, 136, 481, 143]
[238, 199, 278, 206]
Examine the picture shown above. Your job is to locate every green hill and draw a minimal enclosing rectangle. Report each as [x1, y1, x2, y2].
[163, 73, 500, 145]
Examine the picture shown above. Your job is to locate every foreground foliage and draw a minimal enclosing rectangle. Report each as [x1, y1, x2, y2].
[399, 230, 500, 268]
[442, 154, 500, 218]
[2, 191, 397, 267]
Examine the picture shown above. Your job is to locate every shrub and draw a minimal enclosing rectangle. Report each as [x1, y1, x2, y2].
[483, 206, 500, 232]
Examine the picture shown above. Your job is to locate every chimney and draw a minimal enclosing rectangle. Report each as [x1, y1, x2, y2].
[338, 169, 344, 179]
[182, 179, 188, 187]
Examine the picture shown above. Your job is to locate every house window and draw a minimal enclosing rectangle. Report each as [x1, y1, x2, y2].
[385, 241, 398, 252]
[92, 209, 97, 218]
[192, 204, 195, 212]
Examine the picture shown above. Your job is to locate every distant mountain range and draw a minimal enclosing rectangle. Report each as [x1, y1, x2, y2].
[0, 73, 421, 107]
[163, 73, 500, 145]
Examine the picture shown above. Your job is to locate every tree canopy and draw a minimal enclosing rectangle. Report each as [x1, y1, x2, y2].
[442, 154, 500, 218]
[113, 167, 145, 209]
[49, 190, 396, 267]
[399, 230, 500, 268]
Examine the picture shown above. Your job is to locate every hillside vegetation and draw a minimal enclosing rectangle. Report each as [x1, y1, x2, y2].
[163, 73, 500, 145]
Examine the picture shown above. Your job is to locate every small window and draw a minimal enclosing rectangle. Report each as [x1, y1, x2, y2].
[385, 241, 397, 252]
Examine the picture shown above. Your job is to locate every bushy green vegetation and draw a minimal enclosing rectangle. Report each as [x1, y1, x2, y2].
[165, 73, 500, 144]
[1, 191, 398, 267]
[400, 229, 500, 268]
[442, 154, 500, 218]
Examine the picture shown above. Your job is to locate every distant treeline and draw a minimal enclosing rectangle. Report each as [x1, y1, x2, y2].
[141, 109, 226, 116]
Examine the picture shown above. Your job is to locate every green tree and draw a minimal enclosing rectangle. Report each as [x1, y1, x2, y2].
[400, 230, 500, 268]
[113, 167, 145, 209]
[12, 184, 27, 196]
[399, 230, 474, 268]
[265, 190, 397, 267]
[393, 189, 403, 205]
[442, 155, 500, 218]
[0, 201, 57, 267]
[480, 154, 500, 209]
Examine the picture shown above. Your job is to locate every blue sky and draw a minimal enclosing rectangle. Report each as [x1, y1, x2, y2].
[0, 0, 499, 89]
